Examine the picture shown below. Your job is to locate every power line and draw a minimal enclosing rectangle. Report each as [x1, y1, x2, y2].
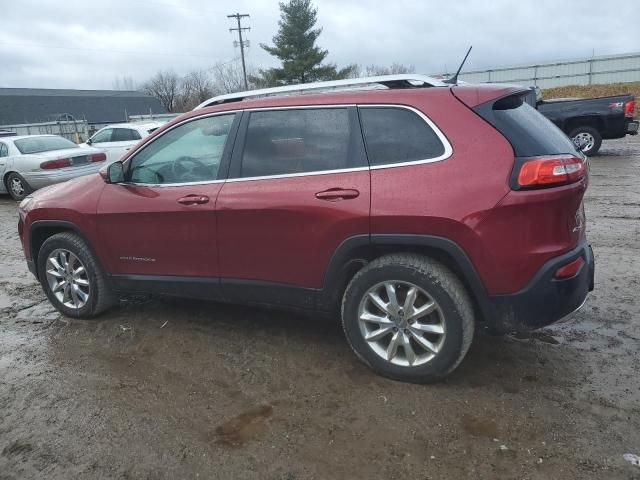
[227, 13, 250, 90]
[0, 41, 216, 59]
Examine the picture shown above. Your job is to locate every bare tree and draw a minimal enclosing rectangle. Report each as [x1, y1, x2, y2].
[211, 61, 250, 94]
[347, 63, 416, 78]
[177, 70, 215, 111]
[142, 70, 180, 112]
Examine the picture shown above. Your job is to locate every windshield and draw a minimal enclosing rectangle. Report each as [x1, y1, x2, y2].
[14, 136, 78, 154]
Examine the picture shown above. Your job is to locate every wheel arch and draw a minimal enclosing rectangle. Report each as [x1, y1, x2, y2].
[321, 234, 496, 323]
[29, 220, 103, 278]
[564, 116, 604, 134]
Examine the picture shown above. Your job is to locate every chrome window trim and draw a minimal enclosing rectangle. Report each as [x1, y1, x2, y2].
[124, 110, 241, 188]
[127, 104, 452, 187]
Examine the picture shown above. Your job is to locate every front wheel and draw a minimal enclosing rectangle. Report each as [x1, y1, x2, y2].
[6, 172, 32, 201]
[37, 232, 116, 318]
[570, 126, 602, 156]
[341, 254, 474, 383]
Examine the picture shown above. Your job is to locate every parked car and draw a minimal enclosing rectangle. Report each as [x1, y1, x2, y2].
[82, 122, 164, 163]
[536, 94, 637, 156]
[0, 130, 17, 137]
[17, 75, 594, 383]
[1, 135, 106, 200]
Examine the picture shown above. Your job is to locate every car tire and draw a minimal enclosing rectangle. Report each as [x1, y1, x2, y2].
[37, 232, 116, 318]
[6, 172, 32, 201]
[569, 126, 602, 156]
[341, 254, 474, 383]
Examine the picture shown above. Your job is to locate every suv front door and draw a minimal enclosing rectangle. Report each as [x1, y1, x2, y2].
[96, 113, 240, 291]
[216, 107, 370, 308]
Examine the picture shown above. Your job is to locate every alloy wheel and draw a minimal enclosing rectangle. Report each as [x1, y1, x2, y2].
[10, 178, 24, 197]
[573, 132, 594, 152]
[357, 280, 446, 367]
[45, 249, 90, 309]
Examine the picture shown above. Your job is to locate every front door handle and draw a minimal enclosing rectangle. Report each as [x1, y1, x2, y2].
[315, 188, 360, 201]
[177, 194, 209, 205]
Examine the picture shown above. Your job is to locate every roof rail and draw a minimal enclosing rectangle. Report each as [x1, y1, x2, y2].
[194, 74, 447, 109]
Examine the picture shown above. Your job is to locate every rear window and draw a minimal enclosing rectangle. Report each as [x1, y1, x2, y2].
[14, 136, 78, 154]
[474, 93, 577, 157]
[112, 128, 142, 142]
[359, 107, 445, 166]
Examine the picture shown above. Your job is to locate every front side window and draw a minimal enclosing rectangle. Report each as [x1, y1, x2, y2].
[112, 128, 141, 142]
[14, 136, 78, 154]
[0, 143, 8, 157]
[128, 114, 235, 185]
[91, 129, 113, 144]
[240, 108, 353, 178]
[359, 107, 445, 166]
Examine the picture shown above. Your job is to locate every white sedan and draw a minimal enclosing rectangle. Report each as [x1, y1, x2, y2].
[0, 135, 107, 200]
[82, 122, 163, 163]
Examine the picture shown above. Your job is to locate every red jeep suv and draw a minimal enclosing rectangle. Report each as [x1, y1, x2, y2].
[17, 75, 594, 383]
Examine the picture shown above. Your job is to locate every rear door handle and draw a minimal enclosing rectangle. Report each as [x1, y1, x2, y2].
[177, 194, 209, 205]
[315, 188, 360, 201]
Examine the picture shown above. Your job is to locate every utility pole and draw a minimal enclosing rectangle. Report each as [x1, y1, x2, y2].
[228, 13, 250, 90]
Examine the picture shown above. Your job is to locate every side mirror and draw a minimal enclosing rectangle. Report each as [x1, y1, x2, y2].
[105, 162, 125, 184]
[86, 138, 92, 145]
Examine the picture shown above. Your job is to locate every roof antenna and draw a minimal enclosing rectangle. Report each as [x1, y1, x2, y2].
[444, 46, 472, 85]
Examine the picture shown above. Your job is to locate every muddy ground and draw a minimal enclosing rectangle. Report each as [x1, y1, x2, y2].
[1, 137, 639, 480]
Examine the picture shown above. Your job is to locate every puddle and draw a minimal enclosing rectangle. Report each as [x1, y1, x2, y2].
[510, 331, 561, 345]
[215, 404, 273, 447]
[461, 414, 499, 438]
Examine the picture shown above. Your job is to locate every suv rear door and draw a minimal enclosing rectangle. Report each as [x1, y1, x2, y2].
[216, 106, 370, 308]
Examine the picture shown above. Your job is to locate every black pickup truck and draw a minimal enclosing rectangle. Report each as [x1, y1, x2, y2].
[530, 92, 638, 156]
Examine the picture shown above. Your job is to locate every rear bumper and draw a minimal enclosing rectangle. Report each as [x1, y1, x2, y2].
[627, 120, 638, 135]
[484, 240, 594, 333]
[21, 164, 102, 190]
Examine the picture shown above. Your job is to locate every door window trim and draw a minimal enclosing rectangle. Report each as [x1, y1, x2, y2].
[225, 104, 453, 183]
[120, 103, 453, 187]
[123, 111, 242, 187]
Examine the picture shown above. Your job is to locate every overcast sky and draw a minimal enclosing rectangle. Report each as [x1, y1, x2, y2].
[1, 0, 639, 90]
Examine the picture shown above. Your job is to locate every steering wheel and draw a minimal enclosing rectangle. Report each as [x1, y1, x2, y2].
[171, 156, 208, 182]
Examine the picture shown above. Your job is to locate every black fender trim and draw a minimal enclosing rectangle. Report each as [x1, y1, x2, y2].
[29, 220, 103, 279]
[369, 234, 495, 322]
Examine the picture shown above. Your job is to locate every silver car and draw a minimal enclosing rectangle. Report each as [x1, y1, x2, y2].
[0, 135, 106, 200]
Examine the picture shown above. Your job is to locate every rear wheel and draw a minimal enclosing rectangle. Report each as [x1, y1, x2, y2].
[341, 254, 474, 383]
[569, 126, 602, 156]
[37, 232, 116, 318]
[6, 172, 31, 201]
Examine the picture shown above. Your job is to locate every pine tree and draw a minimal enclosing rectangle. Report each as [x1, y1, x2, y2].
[259, 0, 351, 85]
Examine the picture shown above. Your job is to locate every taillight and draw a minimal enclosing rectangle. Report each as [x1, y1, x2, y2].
[624, 99, 635, 118]
[554, 256, 585, 279]
[90, 153, 106, 162]
[40, 158, 72, 169]
[515, 155, 586, 189]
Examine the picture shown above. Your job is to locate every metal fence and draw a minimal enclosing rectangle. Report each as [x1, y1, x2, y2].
[0, 120, 89, 142]
[437, 52, 640, 88]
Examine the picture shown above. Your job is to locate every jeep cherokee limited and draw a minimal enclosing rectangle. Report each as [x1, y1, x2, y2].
[17, 75, 594, 383]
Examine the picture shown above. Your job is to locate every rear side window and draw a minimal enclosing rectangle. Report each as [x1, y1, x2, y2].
[240, 108, 357, 178]
[474, 93, 577, 157]
[112, 128, 141, 142]
[359, 107, 445, 166]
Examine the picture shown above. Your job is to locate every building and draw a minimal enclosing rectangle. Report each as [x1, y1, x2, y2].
[0, 88, 168, 134]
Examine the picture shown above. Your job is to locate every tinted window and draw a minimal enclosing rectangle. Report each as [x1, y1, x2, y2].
[91, 129, 113, 144]
[0, 143, 7, 157]
[474, 93, 577, 157]
[359, 107, 445, 166]
[14, 136, 78, 154]
[240, 108, 355, 178]
[112, 128, 141, 142]
[128, 114, 235, 184]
